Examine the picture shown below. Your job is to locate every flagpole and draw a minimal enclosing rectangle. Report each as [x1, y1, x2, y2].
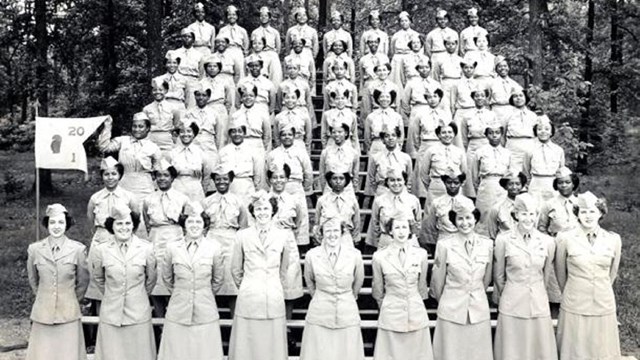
[34, 99, 40, 242]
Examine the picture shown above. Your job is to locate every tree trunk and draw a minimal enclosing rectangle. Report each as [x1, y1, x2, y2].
[609, 0, 621, 113]
[147, 0, 163, 79]
[35, 0, 53, 194]
[103, 0, 117, 102]
[577, 0, 595, 173]
[528, 0, 546, 87]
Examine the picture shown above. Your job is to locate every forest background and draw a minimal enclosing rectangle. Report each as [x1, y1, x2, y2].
[0, 0, 638, 356]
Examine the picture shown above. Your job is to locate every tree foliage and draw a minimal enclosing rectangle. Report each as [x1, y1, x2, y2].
[0, 0, 637, 169]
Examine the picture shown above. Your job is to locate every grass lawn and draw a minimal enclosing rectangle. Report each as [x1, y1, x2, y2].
[0, 150, 638, 355]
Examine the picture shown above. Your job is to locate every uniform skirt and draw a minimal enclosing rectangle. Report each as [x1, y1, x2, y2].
[283, 228, 304, 300]
[120, 172, 153, 237]
[149, 224, 183, 296]
[173, 175, 205, 202]
[506, 137, 535, 172]
[158, 320, 224, 360]
[433, 318, 492, 360]
[148, 131, 174, 155]
[95, 321, 156, 360]
[26, 320, 86, 360]
[207, 103, 230, 142]
[494, 314, 557, 360]
[364, 140, 384, 196]
[529, 175, 556, 203]
[228, 316, 288, 360]
[86, 227, 113, 300]
[492, 104, 512, 128]
[390, 53, 409, 87]
[263, 50, 283, 86]
[406, 105, 430, 157]
[300, 324, 365, 360]
[475, 176, 507, 236]
[426, 177, 447, 206]
[206, 228, 239, 295]
[440, 78, 459, 112]
[412, 140, 441, 198]
[373, 326, 434, 360]
[464, 138, 489, 198]
[216, 74, 237, 111]
[557, 310, 621, 360]
[284, 180, 310, 245]
[229, 177, 257, 206]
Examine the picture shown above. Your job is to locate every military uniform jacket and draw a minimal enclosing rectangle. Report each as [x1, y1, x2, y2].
[27, 237, 89, 324]
[92, 236, 157, 326]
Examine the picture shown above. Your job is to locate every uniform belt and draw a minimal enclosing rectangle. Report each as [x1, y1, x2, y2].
[532, 174, 555, 177]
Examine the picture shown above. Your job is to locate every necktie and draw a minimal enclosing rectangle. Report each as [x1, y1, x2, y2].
[217, 196, 227, 223]
[387, 151, 396, 164]
[336, 147, 345, 162]
[523, 233, 531, 244]
[541, 143, 548, 163]
[187, 240, 198, 258]
[564, 198, 573, 219]
[587, 233, 595, 246]
[106, 192, 116, 216]
[161, 192, 171, 219]
[259, 229, 268, 244]
[329, 252, 337, 267]
[444, 146, 451, 161]
[393, 195, 402, 208]
[335, 195, 344, 212]
[230, 26, 236, 43]
[120, 242, 129, 256]
[51, 245, 60, 255]
[198, 23, 204, 40]
[398, 248, 406, 265]
[157, 102, 163, 118]
[465, 239, 474, 256]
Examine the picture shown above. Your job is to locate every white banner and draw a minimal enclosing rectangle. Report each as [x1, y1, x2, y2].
[35, 116, 108, 173]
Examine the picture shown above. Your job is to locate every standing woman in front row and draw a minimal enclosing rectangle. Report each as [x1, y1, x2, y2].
[228, 191, 292, 360]
[300, 217, 365, 360]
[26, 204, 89, 360]
[430, 200, 493, 360]
[92, 204, 157, 360]
[555, 192, 622, 360]
[372, 213, 433, 360]
[493, 193, 558, 360]
[158, 202, 225, 360]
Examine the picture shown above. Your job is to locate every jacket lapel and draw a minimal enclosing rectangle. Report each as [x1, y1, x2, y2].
[39, 240, 55, 263]
[125, 238, 145, 262]
[54, 239, 75, 261]
[176, 241, 194, 269]
[385, 248, 405, 274]
[105, 241, 125, 264]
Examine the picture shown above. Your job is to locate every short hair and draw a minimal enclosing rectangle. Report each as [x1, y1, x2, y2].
[178, 211, 211, 230]
[164, 57, 181, 65]
[154, 165, 178, 179]
[211, 170, 235, 182]
[473, 35, 490, 47]
[238, 85, 258, 97]
[533, 123, 556, 137]
[318, 219, 348, 236]
[324, 171, 352, 186]
[329, 122, 351, 136]
[179, 122, 200, 137]
[330, 40, 348, 52]
[267, 163, 292, 180]
[41, 212, 75, 231]
[509, 91, 531, 106]
[470, 89, 490, 99]
[384, 170, 408, 187]
[132, 118, 152, 130]
[374, 63, 392, 72]
[104, 211, 142, 234]
[279, 127, 297, 137]
[553, 173, 580, 191]
[441, 172, 467, 184]
[228, 125, 247, 136]
[373, 89, 397, 106]
[383, 216, 415, 235]
[248, 197, 279, 217]
[379, 126, 402, 139]
[484, 126, 504, 137]
[572, 199, 608, 217]
[435, 122, 459, 136]
[100, 163, 125, 178]
[448, 208, 481, 225]
[499, 172, 528, 189]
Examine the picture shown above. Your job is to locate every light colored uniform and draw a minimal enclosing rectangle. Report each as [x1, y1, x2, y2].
[460, 107, 496, 197]
[359, 28, 389, 56]
[300, 246, 365, 360]
[273, 107, 312, 151]
[158, 239, 225, 360]
[425, 26, 459, 80]
[416, 143, 468, 202]
[493, 230, 558, 360]
[434, 52, 463, 110]
[420, 193, 472, 246]
[372, 244, 433, 360]
[486, 196, 516, 240]
[470, 144, 511, 234]
[200, 76, 234, 141]
[367, 190, 422, 248]
[218, 24, 250, 82]
[228, 225, 293, 360]
[186, 20, 216, 55]
[168, 143, 212, 202]
[26, 237, 89, 360]
[505, 106, 537, 171]
[555, 227, 622, 360]
[523, 140, 565, 202]
[142, 100, 181, 155]
[465, 50, 496, 88]
[92, 236, 157, 360]
[402, 76, 443, 147]
[489, 76, 522, 127]
[451, 76, 479, 129]
[323, 28, 353, 57]
[389, 28, 421, 86]
[181, 104, 224, 161]
[154, 73, 187, 106]
[459, 25, 488, 57]
[364, 108, 404, 158]
[320, 108, 360, 153]
[318, 143, 360, 195]
[251, 25, 283, 86]
[365, 147, 413, 196]
[324, 78, 358, 110]
[173, 46, 204, 108]
[285, 24, 319, 59]
[284, 50, 316, 95]
[323, 52, 356, 84]
[359, 52, 389, 93]
[430, 233, 494, 360]
[218, 141, 264, 203]
[315, 191, 361, 246]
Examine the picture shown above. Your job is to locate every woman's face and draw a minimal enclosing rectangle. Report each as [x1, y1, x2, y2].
[462, 64, 475, 78]
[476, 36, 488, 50]
[179, 126, 195, 145]
[113, 216, 134, 241]
[496, 62, 509, 77]
[367, 39, 380, 53]
[270, 169, 288, 193]
[438, 126, 455, 145]
[578, 205, 602, 229]
[131, 120, 150, 139]
[215, 39, 228, 52]
[253, 202, 273, 225]
[468, 14, 479, 26]
[292, 40, 304, 53]
[391, 219, 411, 243]
[166, 59, 179, 74]
[182, 33, 194, 47]
[516, 210, 537, 231]
[370, 17, 380, 29]
[556, 176, 574, 197]
[512, 92, 526, 107]
[486, 127, 503, 146]
[102, 168, 121, 190]
[286, 64, 299, 78]
[152, 85, 167, 102]
[444, 39, 457, 53]
[329, 173, 346, 192]
[417, 64, 431, 78]
[331, 127, 347, 145]
[252, 39, 265, 53]
[248, 62, 262, 77]
[399, 17, 411, 29]
[333, 64, 346, 78]
[296, 12, 308, 24]
[155, 169, 173, 191]
[194, 90, 210, 108]
[213, 173, 231, 193]
[334, 94, 347, 108]
[426, 91, 441, 107]
[473, 90, 487, 107]
[283, 92, 298, 109]
[242, 91, 256, 107]
[259, 12, 270, 25]
[332, 41, 345, 55]
[47, 214, 66, 239]
[410, 39, 422, 52]
[279, 128, 295, 147]
[455, 212, 476, 234]
[194, 8, 205, 21]
[322, 221, 342, 247]
[387, 174, 405, 194]
[436, 15, 448, 28]
[506, 179, 523, 198]
[205, 63, 221, 77]
[378, 93, 392, 108]
[229, 127, 245, 145]
[227, 12, 238, 24]
[537, 123, 552, 142]
[331, 16, 342, 29]
[444, 176, 462, 196]
[383, 131, 398, 149]
[185, 215, 205, 238]
[375, 65, 390, 80]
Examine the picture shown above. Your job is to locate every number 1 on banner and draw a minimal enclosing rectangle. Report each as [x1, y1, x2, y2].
[71, 153, 76, 163]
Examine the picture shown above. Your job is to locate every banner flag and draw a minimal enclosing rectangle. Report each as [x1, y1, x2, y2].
[35, 116, 108, 173]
